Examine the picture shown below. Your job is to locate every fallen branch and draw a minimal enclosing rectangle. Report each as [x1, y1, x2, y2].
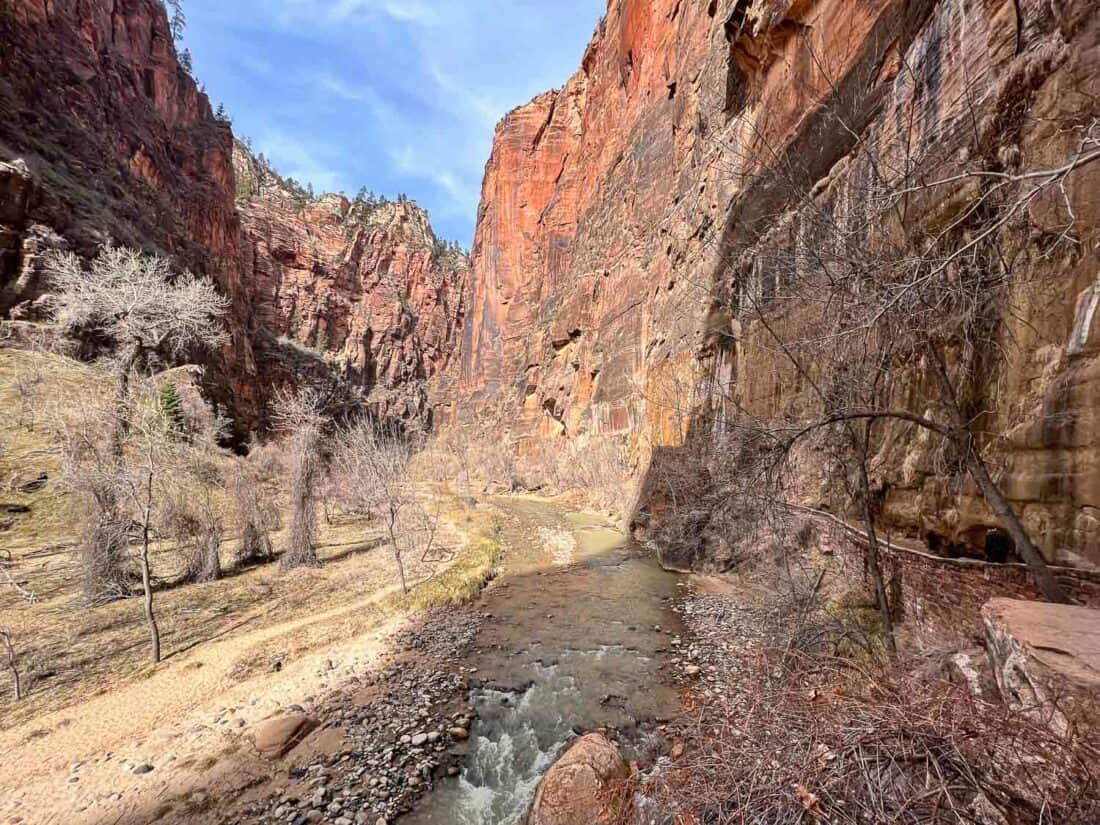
[0, 551, 38, 603]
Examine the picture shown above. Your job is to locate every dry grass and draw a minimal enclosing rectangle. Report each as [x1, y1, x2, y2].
[0, 346, 103, 556]
[627, 561, 1100, 825]
[0, 345, 505, 731]
[0, 500, 504, 729]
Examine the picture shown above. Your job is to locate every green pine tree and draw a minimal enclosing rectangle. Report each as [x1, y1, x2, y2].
[159, 382, 187, 435]
[166, 0, 187, 42]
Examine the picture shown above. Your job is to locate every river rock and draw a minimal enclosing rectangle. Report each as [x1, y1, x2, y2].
[253, 713, 318, 759]
[527, 733, 629, 825]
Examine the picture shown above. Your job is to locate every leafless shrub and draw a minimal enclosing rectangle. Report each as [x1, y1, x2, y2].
[271, 387, 330, 569]
[545, 437, 632, 514]
[418, 393, 521, 495]
[333, 419, 438, 593]
[644, 651, 1099, 824]
[58, 399, 136, 602]
[43, 246, 228, 601]
[164, 459, 225, 584]
[58, 379, 211, 661]
[230, 443, 281, 567]
[160, 379, 229, 583]
[630, 566, 1098, 825]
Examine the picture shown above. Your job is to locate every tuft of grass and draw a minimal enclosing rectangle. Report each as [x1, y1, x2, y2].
[399, 535, 503, 611]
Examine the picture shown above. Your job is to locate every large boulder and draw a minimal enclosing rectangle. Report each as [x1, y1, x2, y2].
[528, 732, 630, 825]
[981, 598, 1100, 735]
[252, 712, 317, 759]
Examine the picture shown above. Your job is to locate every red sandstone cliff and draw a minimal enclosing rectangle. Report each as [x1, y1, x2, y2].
[234, 147, 468, 422]
[0, 0, 246, 297]
[0, 0, 467, 429]
[440, 0, 1100, 571]
[0, 0, 255, 419]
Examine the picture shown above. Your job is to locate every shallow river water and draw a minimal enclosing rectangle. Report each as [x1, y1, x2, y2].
[405, 498, 683, 825]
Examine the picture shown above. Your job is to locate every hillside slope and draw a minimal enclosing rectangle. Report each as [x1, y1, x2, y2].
[0, 0, 468, 429]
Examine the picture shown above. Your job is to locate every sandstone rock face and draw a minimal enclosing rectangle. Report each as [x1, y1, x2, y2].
[982, 597, 1100, 735]
[0, 0, 255, 421]
[0, 0, 241, 284]
[234, 149, 469, 423]
[527, 733, 629, 825]
[438, 0, 1100, 570]
[0, 0, 467, 430]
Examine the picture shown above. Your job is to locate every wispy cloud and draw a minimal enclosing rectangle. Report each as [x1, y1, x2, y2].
[183, 0, 604, 242]
[277, 0, 439, 26]
[257, 130, 348, 195]
[391, 145, 481, 216]
[314, 72, 369, 102]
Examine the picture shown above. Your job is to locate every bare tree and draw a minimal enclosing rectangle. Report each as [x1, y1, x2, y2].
[230, 445, 279, 567]
[700, 68, 1100, 605]
[271, 388, 328, 569]
[154, 381, 230, 584]
[333, 419, 437, 594]
[0, 630, 21, 701]
[58, 386, 177, 662]
[44, 246, 227, 601]
[165, 456, 225, 583]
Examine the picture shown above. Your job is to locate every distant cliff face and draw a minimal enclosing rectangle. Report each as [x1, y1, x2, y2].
[0, 0, 241, 290]
[0, 0, 255, 418]
[234, 148, 469, 422]
[0, 0, 467, 430]
[440, 0, 1100, 569]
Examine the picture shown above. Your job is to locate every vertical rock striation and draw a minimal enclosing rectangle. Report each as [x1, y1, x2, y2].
[440, 0, 1100, 569]
[0, 0, 468, 429]
[234, 148, 469, 423]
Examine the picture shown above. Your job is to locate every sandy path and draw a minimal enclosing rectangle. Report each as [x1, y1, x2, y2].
[0, 577, 414, 825]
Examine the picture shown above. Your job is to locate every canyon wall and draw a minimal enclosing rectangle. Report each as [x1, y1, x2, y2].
[234, 149, 469, 423]
[440, 0, 1100, 571]
[0, 0, 468, 429]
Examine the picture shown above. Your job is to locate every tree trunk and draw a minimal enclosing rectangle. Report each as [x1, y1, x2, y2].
[390, 509, 408, 594]
[110, 345, 139, 460]
[82, 345, 141, 603]
[394, 543, 408, 595]
[203, 528, 223, 581]
[856, 456, 898, 657]
[282, 427, 320, 569]
[140, 529, 161, 663]
[927, 353, 1068, 603]
[963, 442, 1070, 604]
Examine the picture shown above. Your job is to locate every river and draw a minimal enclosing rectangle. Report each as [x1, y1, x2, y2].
[405, 497, 683, 824]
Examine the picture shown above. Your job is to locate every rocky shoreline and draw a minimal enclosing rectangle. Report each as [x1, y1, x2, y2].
[224, 606, 486, 825]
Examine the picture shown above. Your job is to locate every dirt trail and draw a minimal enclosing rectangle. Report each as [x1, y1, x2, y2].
[0, 581, 410, 825]
[1, 497, 684, 825]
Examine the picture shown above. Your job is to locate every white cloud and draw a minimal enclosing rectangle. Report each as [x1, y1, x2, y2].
[277, 0, 439, 26]
[390, 144, 482, 216]
[257, 130, 347, 195]
[425, 62, 503, 129]
[314, 72, 369, 102]
[185, 0, 604, 241]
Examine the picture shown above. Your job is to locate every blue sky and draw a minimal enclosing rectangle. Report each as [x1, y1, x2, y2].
[181, 0, 605, 245]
